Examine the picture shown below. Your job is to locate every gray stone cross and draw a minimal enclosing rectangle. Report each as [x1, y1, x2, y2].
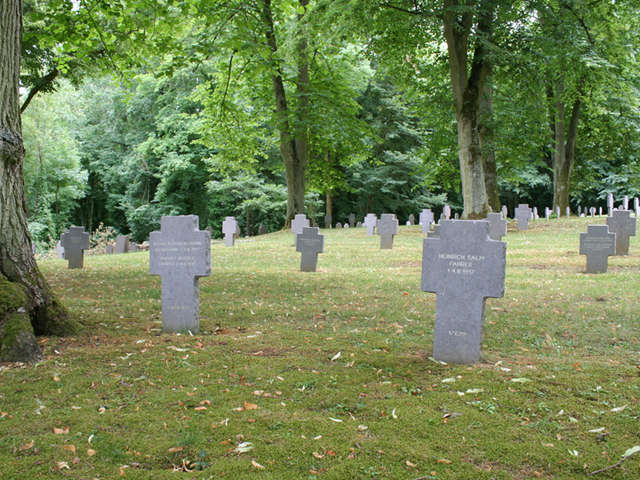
[291, 214, 310, 242]
[222, 216, 240, 247]
[150, 215, 211, 333]
[364, 214, 377, 236]
[606, 210, 637, 255]
[377, 214, 399, 249]
[580, 225, 616, 273]
[607, 193, 614, 214]
[442, 205, 451, 220]
[115, 235, 129, 254]
[60, 226, 89, 269]
[514, 204, 532, 230]
[419, 209, 434, 234]
[348, 213, 356, 228]
[408, 214, 415, 225]
[296, 227, 324, 272]
[421, 220, 506, 364]
[487, 213, 507, 241]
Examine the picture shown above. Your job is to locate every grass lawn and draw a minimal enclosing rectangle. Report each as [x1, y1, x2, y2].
[1, 216, 639, 479]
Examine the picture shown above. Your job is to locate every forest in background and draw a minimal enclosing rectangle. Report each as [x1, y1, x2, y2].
[20, 0, 640, 246]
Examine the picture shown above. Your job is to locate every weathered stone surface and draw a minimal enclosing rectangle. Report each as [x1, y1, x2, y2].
[296, 227, 324, 272]
[335, 222, 342, 229]
[115, 235, 129, 254]
[348, 213, 356, 228]
[56, 240, 65, 259]
[129, 242, 138, 253]
[364, 214, 377, 236]
[501, 205, 508, 219]
[222, 216, 240, 247]
[606, 210, 637, 255]
[291, 214, 310, 241]
[515, 204, 532, 231]
[442, 205, 451, 220]
[580, 225, 616, 273]
[408, 214, 415, 225]
[60, 226, 90, 269]
[419, 209, 434, 235]
[566, 207, 571, 218]
[421, 220, 506, 364]
[487, 213, 506, 241]
[607, 193, 614, 214]
[377, 214, 399, 249]
[150, 215, 210, 333]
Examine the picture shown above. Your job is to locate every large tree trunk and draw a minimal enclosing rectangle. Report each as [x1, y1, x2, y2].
[0, 0, 78, 363]
[549, 76, 582, 212]
[479, 79, 500, 212]
[260, 0, 308, 225]
[443, 0, 493, 219]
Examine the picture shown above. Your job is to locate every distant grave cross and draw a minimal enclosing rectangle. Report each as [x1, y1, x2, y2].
[222, 216, 240, 247]
[514, 204, 531, 230]
[60, 226, 89, 269]
[364, 214, 377, 236]
[296, 227, 324, 272]
[487, 213, 507, 241]
[421, 221, 506, 363]
[291, 214, 310, 242]
[580, 225, 616, 273]
[606, 210, 637, 255]
[377, 214, 399, 249]
[150, 216, 211, 332]
[419, 209, 433, 235]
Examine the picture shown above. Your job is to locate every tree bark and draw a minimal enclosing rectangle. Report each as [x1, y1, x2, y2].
[260, 0, 308, 225]
[443, 0, 493, 219]
[0, 0, 78, 363]
[479, 79, 500, 212]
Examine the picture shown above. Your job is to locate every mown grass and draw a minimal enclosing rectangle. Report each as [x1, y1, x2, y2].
[1, 216, 639, 479]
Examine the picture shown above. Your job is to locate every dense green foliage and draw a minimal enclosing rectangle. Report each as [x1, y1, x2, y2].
[19, 0, 640, 242]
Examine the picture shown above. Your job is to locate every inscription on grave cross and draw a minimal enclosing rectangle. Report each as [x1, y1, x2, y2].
[222, 216, 240, 247]
[296, 227, 324, 272]
[377, 214, 399, 249]
[487, 213, 507, 241]
[150, 216, 211, 332]
[421, 221, 506, 363]
[60, 226, 89, 269]
[580, 225, 616, 273]
[515, 204, 532, 230]
[606, 210, 637, 255]
[364, 214, 377, 235]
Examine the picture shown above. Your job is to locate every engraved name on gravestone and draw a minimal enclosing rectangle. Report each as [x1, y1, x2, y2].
[419, 209, 434, 234]
[115, 235, 129, 254]
[60, 226, 89, 269]
[580, 225, 616, 273]
[487, 213, 507, 241]
[291, 214, 310, 242]
[150, 215, 211, 333]
[296, 227, 324, 272]
[377, 214, 399, 249]
[421, 221, 506, 364]
[515, 204, 532, 230]
[348, 213, 356, 228]
[222, 216, 240, 247]
[364, 214, 377, 236]
[606, 210, 637, 255]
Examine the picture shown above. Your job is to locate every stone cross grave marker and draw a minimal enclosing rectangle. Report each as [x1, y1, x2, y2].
[442, 205, 451, 220]
[56, 240, 65, 259]
[150, 215, 210, 333]
[515, 204, 532, 230]
[623, 196, 629, 210]
[566, 207, 571, 218]
[115, 235, 129, 254]
[222, 216, 240, 247]
[545, 207, 551, 220]
[421, 220, 506, 364]
[377, 214, 399, 249]
[607, 193, 614, 214]
[580, 225, 616, 273]
[408, 214, 415, 225]
[419, 209, 434, 234]
[356, 221, 362, 227]
[533, 207, 538, 219]
[324, 213, 332, 229]
[344, 223, 349, 229]
[599, 207, 602, 216]
[555, 206, 560, 218]
[335, 222, 342, 229]
[348, 213, 356, 228]
[501, 205, 508, 219]
[590, 207, 596, 217]
[105, 244, 114, 254]
[258, 223, 267, 235]
[291, 214, 310, 242]
[487, 213, 507, 241]
[296, 226, 324, 272]
[364, 214, 377, 235]
[129, 242, 138, 253]
[606, 210, 637, 255]
[635, 198, 639, 214]
[60, 226, 89, 269]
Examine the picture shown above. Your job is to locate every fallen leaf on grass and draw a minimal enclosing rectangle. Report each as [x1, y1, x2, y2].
[53, 427, 69, 435]
[19, 440, 34, 451]
[331, 352, 341, 361]
[437, 458, 452, 464]
[406, 460, 417, 468]
[167, 446, 183, 453]
[588, 427, 605, 433]
[328, 417, 343, 423]
[251, 459, 265, 470]
[243, 401, 258, 410]
[391, 408, 398, 419]
[87, 449, 96, 457]
[194, 406, 207, 411]
[568, 449, 579, 457]
[510, 378, 531, 383]
[623, 446, 640, 458]
[62, 445, 76, 454]
[466, 388, 484, 394]
[610, 405, 627, 413]
[312, 452, 324, 459]
[234, 442, 253, 454]
[56, 461, 70, 470]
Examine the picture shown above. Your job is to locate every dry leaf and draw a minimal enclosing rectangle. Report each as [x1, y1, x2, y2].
[87, 449, 96, 457]
[62, 445, 76, 454]
[251, 459, 265, 470]
[56, 461, 70, 470]
[19, 440, 34, 451]
[437, 458, 452, 464]
[243, 401, 258, 411]
[610, 405, 627, 413]
[406, 460, 417, 468]
[53, 426, 69, 435]
[167, 446, 183, 453]
[194, 406, 207, 411]
[312, 452, 324, 459]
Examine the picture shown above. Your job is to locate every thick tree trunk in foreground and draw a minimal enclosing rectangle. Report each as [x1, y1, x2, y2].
[260, 0, 308, 225]
[549, 76, 582, 212]
[443, 0, 493, 219]
[0, 0, 78, 362]
[479, 80, 500, 212]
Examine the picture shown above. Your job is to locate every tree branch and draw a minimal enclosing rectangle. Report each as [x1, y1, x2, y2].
[20, 68, 58, 113]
